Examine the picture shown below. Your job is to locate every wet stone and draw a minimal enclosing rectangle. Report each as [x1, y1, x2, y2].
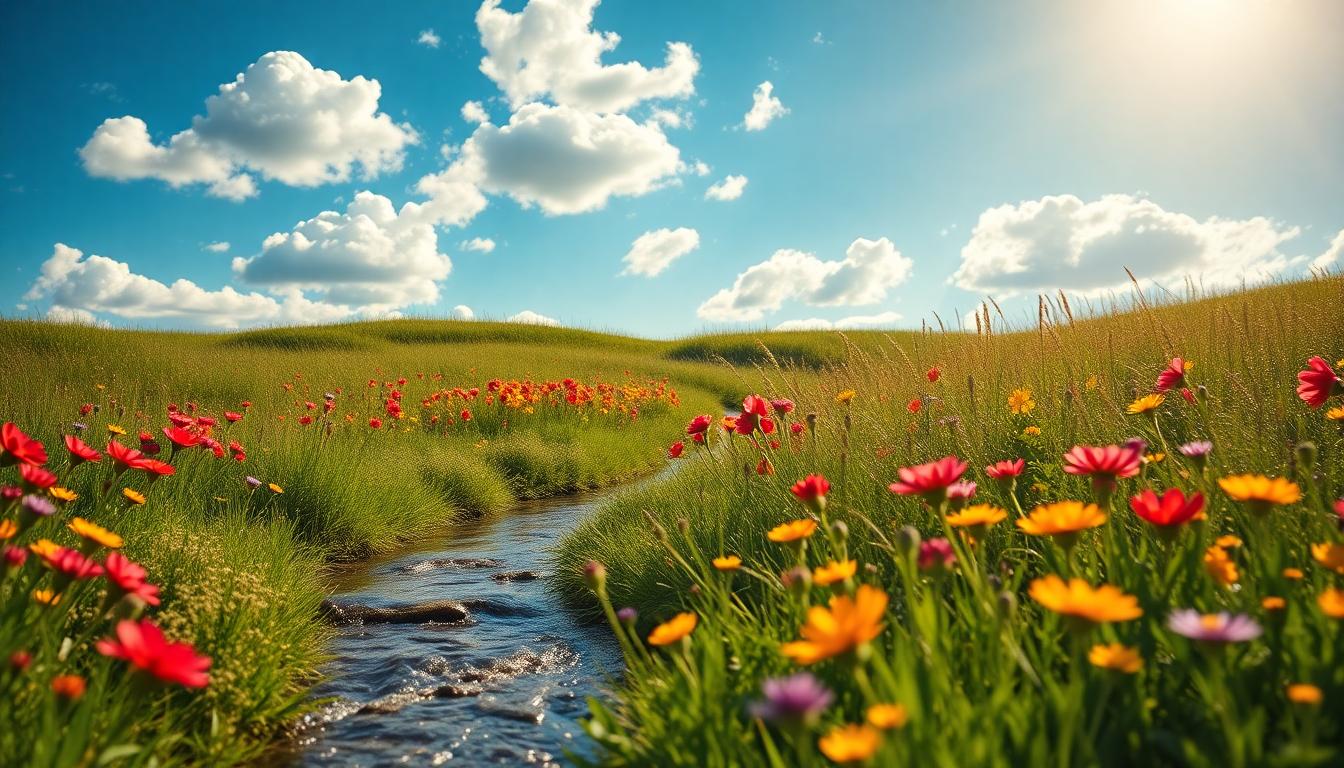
[398, 557, 505, 573]
[491, 570, 542, 582]
[320, 599, 470, 626]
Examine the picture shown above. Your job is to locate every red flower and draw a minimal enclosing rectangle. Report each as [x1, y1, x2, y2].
[104, 552, 161, 606]
[369, 417, 382, 429]
[460, 409, 472, 422]
[1297, 356, 1342, 409]
[201, 438, 226, 458]
[79, 403, 94, 416]
[162, 427, 201, 449]
[985, 458, 1025, 480]
[889, 456, 968, 500]
[1062, 445, 1142, 485]
[742, 395, 770, 417]
[790, 423, 805, 435]
[96, 619, 210, 688]
[1129, 488, 1204, 527]
[790, 474, 830, 511]
[1, 423, 48, 467]
[167, 412, 194, 428]
[770, 398, 795, 415]
[224, 411, 243, 423]
[907, 398, 922, 414]
[298, 415, 314, 426]
[41, 546, 104, 580]
[241, 401, 252, 409]
[1180, 387, 1195, 405]
[19, 463, 57, 490]
[691, 432, 705, 444]
[196, 416, 217, 428]
[106, 440, 146, 473]
[756, 457, 775, 475]
[138, 459, 176, 479]
[304, 401, 316, 411]
[685, 415, 713, 435]
[927, 367, 941, 383]
[918, 538, 956, 571]
[668, 441, 685, 458]
[65, 435, 102, 465]
[1155, 357, 1188, 392]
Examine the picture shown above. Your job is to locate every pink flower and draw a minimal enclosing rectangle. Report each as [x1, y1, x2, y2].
[985, 458, 1025, 481]
[1297, 356, 1342, 409]
[96, 619, 210, 688]
[668, 441, 685, 459]
[41, 546, 104, 581]
[1062, 444, 1142, 487]
[917, 538, 956, 571]
[770, 398, 795, 415]
[1155, 357, 1188, 392]
[19, 463, 58, 490]
[889, 456, 968, 501]
[104, 552, 161, 606]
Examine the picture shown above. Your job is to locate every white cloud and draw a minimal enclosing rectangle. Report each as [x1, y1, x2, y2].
[460, 237, 497, 253]
[622, 227, 699, 277]
[508, 309, 559, 326]
[743, 81, 788, 131]
[80, 51, 417, 199]
[949, 194, 1306, 295]
[774, 311, 901, 331]
[24, 244, 348, 329]
[705, 174, 747, 201]
[812, 32, 828, 45]
[45, 306, 109, 328]
[204, 241, 230, 253]
[1311, 228, 1344, 272]
[232, 191, 451, 315]
[418, 29, 442, 48]
[452, 304, 475, 319]
[698, 237, 913, 322]
[461, 100, 489, 124]
[475, 0, 698, 113]
[690, 160, 710, 177]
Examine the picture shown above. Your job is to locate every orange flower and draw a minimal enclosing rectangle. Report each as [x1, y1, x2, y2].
[1218, 474, 1301, 510]
[122, 488, 145, 506]
[50, 674, 86, 701]
[946, 504, 1007, 534]
[818, 724, 880, 763]
[866, 703, 908, 730]
[1319, 588, 1344, 619]
[1029, 575, 1142, 626]
[1203, 545, 1239, 586]
[713, 555, 742, 572]
[781, 585, 888, 664]
[768, 519, 817, 543]
[1287, 684, 1323, 705]
[1126, 393, 1165, 415]
[1017, 501, 1106, 540]
[68, 517, 123, 550]
[1282, 567, 1304, 580]
[1310, 542, 1344, 574]
[647, 612, 697, 646]
[813, 559, 857, 587]
[1088, 643, 1143, 673]
[1261, 596, 1286, 611]
[0, 519, 16, 540]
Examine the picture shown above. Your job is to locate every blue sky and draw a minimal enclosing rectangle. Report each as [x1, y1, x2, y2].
[2, 0, 1341, 336]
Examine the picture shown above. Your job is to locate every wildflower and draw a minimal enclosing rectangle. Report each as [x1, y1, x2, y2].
[0, 520, 14, 540]
[668, 441, 685, 459]
[1168, 610, 1262, 643]
[721, 416, 738, 434]
[1017, 501, 1106, 543]
[49, 487, 77, 502]
[1062, 444, 1142, 494]
[18, 495, 56, 527]
[888, 455, 968, 502]
[686, 414, 713, 436]
[1203, 545, 1239, 586]
[107, 424, 127, 436]
[917, 538, 956, 572]
[1287, 684, 1323, 706]
[813, 559, 857, 587]
[782, 565, 813, 595]
[1319, 587, 1344, 618]
[1262, 596, 1286, 611]
[1297, 356, 1342, 408]
[781, 585, 887, 664]
[245, 476, 262, 489]
[138, 460, 175, 480]
[770, 398, 795, 416]
[1008, 388, 1036, 415]
[0, 422, 48, 467]
[1310, 542, 1344, 574]
[616, 607, 638, 624]
[106, 440, 146, 473]
[68, 517, 123, 550]
[268, 483, 284, 494]
[1127, 393, 1165, 415]
[836, 390, 856, 405]
[51, 675, 86, 701]
[3, 546, 26, 568]
[369, 417, 382, 429]
[96, 619, 211, 688]
[1029, 576, 1142, 626]
[1155, 357, 1190, 392]
[1180, 387, 1196, 405]
[460, 409, 472, 422]
[946, 504, 1007, 538]
[64, 435, 101, 465]
[818, 724, 881, 764]
[1217, 535, 1243, 549]
[297, 415, 314, 426]
[867, 703, 908, 730]
[1328, 405, 1344, 421]
[748, 673, 832, 725]
[1085, 374, 1098, 390]
[756, 457, 775, 476]
[1023, 425, 1041, 437]
[790, 422, 805, 435]
[1129, 488, 1205, 528]
[790, 474, 830, 514]
[1179, 440, 1213, 461]
[1283, 567, 1304, 580]
[647, 612, 697, 646]
[33, 588, 60, 605]
[946, 481, 977, 505]
[713, 555, 742, 572]
[985, 458, 1025, 480]
[768, 519, 817, 543]
[122, 488, 145, 506]
[906, 397, 922, 414]
[224, 411, 244, 423]
[39, 545, 104, 581]
[19, 464, 58, 490]
[1144, 452, 1165, 464]
[1218, 474, 1301, 511]
[104, 552, 161, 606]
[1088, 643, 1143, 673]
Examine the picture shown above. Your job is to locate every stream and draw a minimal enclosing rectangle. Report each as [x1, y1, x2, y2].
[293, 491, 622, 766]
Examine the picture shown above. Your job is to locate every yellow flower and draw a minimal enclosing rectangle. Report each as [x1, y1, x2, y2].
[1008, 388, 1036, 415]
[68, 517, 123, 549]
[0, 519, 16, 540]
[1085, 374, 1098, 390]
[107, 424, 127, 436]
[712, 555, 742, 572]
[1088, 643, 1143, 674]
[1017, 501, 1106, 539]
[1319, 587, 1344, 619]
[1029, 575, 1142, 626]
[49, 487, 78, 502]
[1023, 425, 1041, 437]
[866, 703, 908, 730]
[813, 559, 857, 587]
[1203, 545, 1239, 586]
[28, 539, 60, 559]
[1218, 474, 1301, 509]
[946, 504, 1007, 533]
[781, 584, 888, 664]
[268, 483, 285, 494]
[767, 519, 817, 543]
[1143, 452, 1165, 464]
[33, 588, 61, 606]
[122, 488, 146, 505]
[1311, 542, 1344, 574]
[1327, 405, 1344, 421]
[1261, 596, 1286, 611]
[818, 724, 881, 764]
[1282, 567, 1304, 580]
[1216, 535, 1243, 549]
[1287, 684, 1323, 706]
[1126, 393, 1165, 415]
[647, 612, 697, 646]
[835, 389, 857, 405]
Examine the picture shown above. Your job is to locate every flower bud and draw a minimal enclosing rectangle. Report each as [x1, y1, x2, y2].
[781, 566, 812, 596]
[895, 525, 922, 556]
[617, 607, 638, 625]
[830, 520, 848, 543]
[996, 591, 1017, 620]
[582, 560, 607, 592]
[1296, 441, 1317, 470]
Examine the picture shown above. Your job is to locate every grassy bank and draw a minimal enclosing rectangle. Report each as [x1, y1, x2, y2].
[556, 276, 1344, 765]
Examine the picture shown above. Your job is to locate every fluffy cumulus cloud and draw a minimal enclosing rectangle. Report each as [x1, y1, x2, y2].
[950, 194, 1307, 295]
[774, 311, 902, 331]
[231, 191, 452, 316]
[508, 309, 560, 326]
[452, 304, 475, 319]
[698, 237, 913, 322]
[418, 29, 442, 48]
[203, 241, 230, 253]
[705, 174, 747, 201]
[622, 227, 699, 277]
[460, 237, 497, 253]
[461, 100, 490, 124]
[80, 51, 417, 200]
[24, 244, 347, 329]
[743, 81, 788, 131]
[475, 0, 697, 113]
[1311, 228, 1344, 272]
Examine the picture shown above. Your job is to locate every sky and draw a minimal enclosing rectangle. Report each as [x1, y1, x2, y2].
[1, 0, 1341, 337]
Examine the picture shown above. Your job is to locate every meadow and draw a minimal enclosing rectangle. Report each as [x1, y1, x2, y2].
[0, 274, 1340, 766]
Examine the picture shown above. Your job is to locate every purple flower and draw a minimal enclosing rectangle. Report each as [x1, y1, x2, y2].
[1123, 437, 1148, 455]
[947, 481, 977, 501]
[72, 422, 88, 432]
[21, 495, 55, 518]
[245, 476, 262, 489]
[1179, 440, 1213, 458]
[1168, 610, 1262, 643]
[617, 607, 638, 624]
[749, 673, 832, 724]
